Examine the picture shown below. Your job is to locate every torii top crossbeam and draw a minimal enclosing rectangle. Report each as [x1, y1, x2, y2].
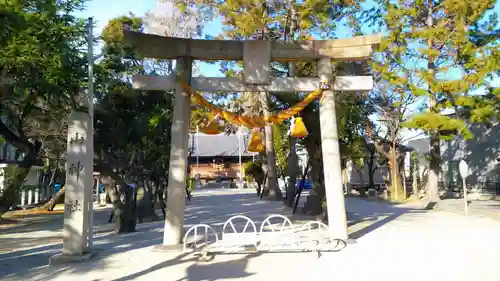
[122, 31, 382, 61]
[122, 31, 382, 92]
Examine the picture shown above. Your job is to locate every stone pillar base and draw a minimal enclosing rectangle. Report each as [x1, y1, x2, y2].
[49, 252, 96, 266]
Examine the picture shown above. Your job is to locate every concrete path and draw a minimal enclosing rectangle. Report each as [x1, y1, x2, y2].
[0, 206, 117, 254]
[435, 198, 500, 220]
[1, 188, 500, 281]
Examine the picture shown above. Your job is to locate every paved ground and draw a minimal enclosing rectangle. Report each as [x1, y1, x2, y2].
[0, 206, 117, 253]
[1, 188, 500, 281]
[435, 198, 500, 220]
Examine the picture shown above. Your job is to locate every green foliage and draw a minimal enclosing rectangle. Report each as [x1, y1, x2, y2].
[372, 0, 499, 140]
[187, 1, 376, 202]
[102, 15, 144, 61]
[0, 0, 87, 112]
[243, 161, 264, 184]
[404, 112, 472, 140]
[272, 124, 289, 173]
[0, 0, 88, 212]
[184, 0, 362, 39]
[186, 175, 195, 190]
[94, 15, 174, 183]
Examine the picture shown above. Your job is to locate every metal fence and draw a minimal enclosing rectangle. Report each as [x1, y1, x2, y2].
[183, 214, 347, 259]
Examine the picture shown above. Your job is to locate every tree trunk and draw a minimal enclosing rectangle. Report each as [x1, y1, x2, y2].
[260, 152, 269, 196]
[302, 136, 324, 216]
[300, 110, 324, 215]
[260, 92, 282, 200]
[96, 163, 136, 233]
[412, 167, 419, 197]
[45, 169, 56, 200]
[285, 41, 298, 206]
[40, 186, 65, 211]
[426, 0, 441, 207]
[356, 168, 366, 197]
[309, 147, 325, 199]
[0, 141, 41, 216]
[368, 168, 376, 190]
[427, 137, 441, 203]
[367, 155, 377, 190]
[152, 179, 161, 209]
[286, 137, 298, 207]
[137, 180, 156, 222]
[388, 149, 404, 201]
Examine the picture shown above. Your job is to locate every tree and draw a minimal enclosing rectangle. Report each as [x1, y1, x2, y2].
[181, 0, 366, 207]
[143, 0, 209, 76]
[365, 79, 418, 201]
[363, 137, 385, 191]
[96, 15, 178, 232]
[272, 123, 291, 201]
[0, 0, 87, 215]
[370, 0, 498, 204]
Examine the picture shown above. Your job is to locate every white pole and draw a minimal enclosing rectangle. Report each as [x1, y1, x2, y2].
[196, 125, 199, 169]
[238, 127, 242, 181]
[463, 176, 468, 215]
[460, 142, 468, 216]
[86, 16, 95, 249]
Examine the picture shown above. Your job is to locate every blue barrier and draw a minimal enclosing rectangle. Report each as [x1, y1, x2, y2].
[297, 181, 312, 190]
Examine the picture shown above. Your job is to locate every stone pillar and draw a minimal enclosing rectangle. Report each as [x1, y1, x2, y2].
[59, 110, 94, 257]
[162, 57, 192, 247]
[317, 58, 349, 241]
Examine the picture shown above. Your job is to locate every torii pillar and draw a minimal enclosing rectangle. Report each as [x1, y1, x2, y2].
[162, 57, 192, 247]
[122, 31, 381, 247]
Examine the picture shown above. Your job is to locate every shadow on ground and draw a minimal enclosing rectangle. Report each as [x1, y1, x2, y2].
[0, 189, 311, 280]
[0, 189, 427, 280]
[345, 197, 428, 240]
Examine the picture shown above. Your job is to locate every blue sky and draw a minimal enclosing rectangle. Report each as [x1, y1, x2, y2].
[77, 0, 499, 142]
[77, 0, 499, 82]
[75, 0, 223, 76]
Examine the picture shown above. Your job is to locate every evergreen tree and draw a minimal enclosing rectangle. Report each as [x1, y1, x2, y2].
[178, 1, 371, 211]
[0, 0, 87, 214]
[371, 0, 498, 204]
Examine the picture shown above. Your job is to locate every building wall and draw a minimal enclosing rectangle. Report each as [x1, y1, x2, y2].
[0, 119, 43, 203]
[0, 163, 44, 205]
[190, 162, 245, 179]
[347, 164, 391, 186]
[409, 120, 500, 190]
[0, 141, 17, 161]
[441, 122, 500, 186]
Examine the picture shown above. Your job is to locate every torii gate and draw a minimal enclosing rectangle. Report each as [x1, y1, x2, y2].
[123, 31, 381, 248]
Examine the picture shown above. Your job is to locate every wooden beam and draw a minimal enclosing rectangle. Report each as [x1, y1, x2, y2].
[123, 31, 382, 61]
[132, 76, 373, 92]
